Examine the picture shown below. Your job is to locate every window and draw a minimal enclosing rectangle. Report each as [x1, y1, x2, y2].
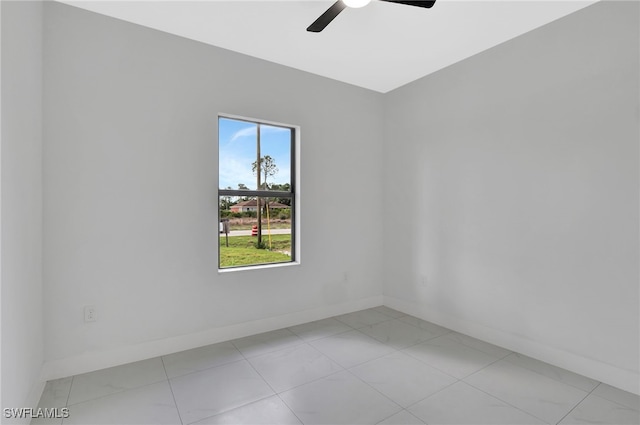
[218, 115, 297, 269]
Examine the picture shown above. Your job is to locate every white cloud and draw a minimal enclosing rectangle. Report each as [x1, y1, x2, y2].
[219, 155, 291, 189]
[219, 156, 255, 189]
[229, 124, 289, 144]
[220, 123, 291, 189]
[229, 126, 256, 143]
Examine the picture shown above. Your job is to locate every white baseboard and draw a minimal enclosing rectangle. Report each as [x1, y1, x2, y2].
[38, 292, 637, 400]
[26, 378, 46, 408]
[384, 295, 640, 396]
[40, 295, 383, 382]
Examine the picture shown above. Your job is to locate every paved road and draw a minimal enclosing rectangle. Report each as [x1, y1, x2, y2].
[221, 228, 291, 237]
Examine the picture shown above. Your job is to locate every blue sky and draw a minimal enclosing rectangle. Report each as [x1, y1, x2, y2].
[219, 117, 292, 190]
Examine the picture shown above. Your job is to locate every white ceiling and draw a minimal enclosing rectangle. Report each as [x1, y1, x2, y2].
[57, 0, 597, 93]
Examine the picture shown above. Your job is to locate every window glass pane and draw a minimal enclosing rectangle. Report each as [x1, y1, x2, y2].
[259, 124, 292, 191]
[218, 115, 296, 270]
[218, 118, 259, 191]
[219, 195, 293, 269]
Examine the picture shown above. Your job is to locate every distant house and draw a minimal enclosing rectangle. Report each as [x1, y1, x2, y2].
[230, 199, 290, 213]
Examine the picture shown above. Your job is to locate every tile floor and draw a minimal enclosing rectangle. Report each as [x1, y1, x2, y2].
[33, 307, 640, 425]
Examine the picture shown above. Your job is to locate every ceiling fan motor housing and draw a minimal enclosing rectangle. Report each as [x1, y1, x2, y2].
[307, 0, 436, 33]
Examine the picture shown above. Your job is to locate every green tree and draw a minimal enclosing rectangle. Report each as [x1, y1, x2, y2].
[220, 186, 234, 210]
[270, 183, 291, 206]
[252, 155, 279, 187]
[237, 183, 250, 201]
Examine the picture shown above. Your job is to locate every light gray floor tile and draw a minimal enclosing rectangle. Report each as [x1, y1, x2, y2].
[31, 378, 73, 425]
[504, 353, 599, 392]
[592, 383, 640, 411]
[376, 409, 425, 425]
[395, 316, 451, 338]
[248, 343, 343, 392]
[192, 395, 302, 425]
[37, 377, 73, 408]
[309, 329, 395, 368]
[280, 370, 401, 424]
[288, 318, 352, 342]
[162, 341, 244, 379]
[63, 381, 181, 425]
[170, 360, 274, 424]
[559, 393, 640, 424]
[465, 359, 588, 424]
[30, 410, 65, 425]
[333, 309, 392, 328]
[358, 319, 439, 349]
[67, 358, 167, 406]
[402, 335, 499, 379]
[373, 306, 407, 319]
[408, 381, 545, 424]
[39, 310, 629, 425]
[443, 332, 512, 358]
[231, 328, 304, 358]
[350, 351, 456, 408]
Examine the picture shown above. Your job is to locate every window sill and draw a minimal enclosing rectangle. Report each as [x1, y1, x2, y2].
[218, 261, 300, 274]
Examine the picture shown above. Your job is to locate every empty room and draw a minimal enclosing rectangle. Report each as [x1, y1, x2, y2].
[1, 0, 638, 424]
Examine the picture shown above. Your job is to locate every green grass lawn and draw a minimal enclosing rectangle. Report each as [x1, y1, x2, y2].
[219, 234, 292, 268]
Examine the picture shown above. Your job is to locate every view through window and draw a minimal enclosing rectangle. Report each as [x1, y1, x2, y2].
[218, 116, 296, 269]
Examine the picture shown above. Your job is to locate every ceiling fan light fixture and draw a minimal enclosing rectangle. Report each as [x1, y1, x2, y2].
[343, 0, 372, 8]
[307, 0, 433, 33]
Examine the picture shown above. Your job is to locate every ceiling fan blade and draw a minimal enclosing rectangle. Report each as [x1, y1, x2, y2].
[379, 0, 436, 8]
[307, 1, 347, 32]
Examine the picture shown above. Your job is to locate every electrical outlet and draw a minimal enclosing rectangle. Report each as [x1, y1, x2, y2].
[84, 305, 97, 322]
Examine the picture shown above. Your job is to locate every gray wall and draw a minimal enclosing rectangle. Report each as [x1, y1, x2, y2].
[383, 1, 639, 393]
[2, 0, 637, 407]
[1, 1, 45, 419]
[43, 2, 385, 371]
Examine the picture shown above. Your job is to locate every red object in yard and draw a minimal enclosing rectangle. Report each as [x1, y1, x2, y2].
[251, 225, 258, 236]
